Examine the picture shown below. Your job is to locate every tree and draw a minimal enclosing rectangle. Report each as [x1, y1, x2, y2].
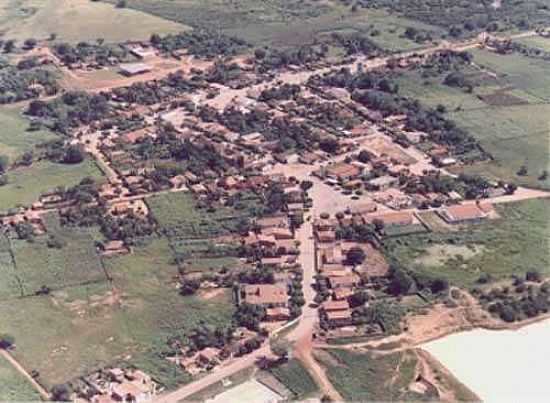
[389, 268, 416, 296]
[0, 334, 15, 349]
[116, 0, 127, 8]
[300, 180, 313, 192]
[23, 38, 37, 50]
[0, 154, 8, 173]
[346, 247, 366, 265]
[538, 171, 548, 181]
[270, 339, 290, 361]
[517, 165, 528, 176]
[3, 40, 15, 53]
[51, 384, 72, 402]
[62, 145, 85, 164]
[357, 150, 370, 163]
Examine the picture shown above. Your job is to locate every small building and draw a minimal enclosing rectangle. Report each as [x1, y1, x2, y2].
[119, 62, 152, 77]
[265, 307, 291, 321]
[364, 211, 414, 227]
[368, 175, 399, 190]
[439, 204, 487, 224]
[328, 275, 359, 289]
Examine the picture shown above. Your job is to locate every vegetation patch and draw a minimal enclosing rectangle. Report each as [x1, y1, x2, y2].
[0, 356, 42, 401]
[268, 359, 318, 399]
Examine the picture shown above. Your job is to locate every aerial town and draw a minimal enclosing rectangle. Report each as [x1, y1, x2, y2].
[0, 1, 550, 402]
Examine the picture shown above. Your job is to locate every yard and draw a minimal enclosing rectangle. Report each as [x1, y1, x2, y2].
[383, 199, 550, 288]
[0, 237, 236, 389]
[0, 159, 103, 213]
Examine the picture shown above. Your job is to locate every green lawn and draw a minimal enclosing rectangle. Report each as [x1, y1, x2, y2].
[0, 0, 188, 43]
[269, 359, 318, 400]
[383, 199, 550, 288]
[0, 237, 236, 389]
[0, 105, 59, 160]
[0, 159, 103, 212]
[0, 356, 42, 401]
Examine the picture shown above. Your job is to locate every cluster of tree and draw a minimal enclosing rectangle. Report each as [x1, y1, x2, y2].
[311, 67, 398, 94]
[418, 51, 473, 78]
[479, 278, 550, 323]
[0, 62, 59, 104]
[387, 266, 449, 296]
[186, 324, 234, 351]
[329, 32, 381, 57]
[233, 302, 266, 331]
[490, 39, 550, 61]
[259, 83, 301, 102]
[349, 0, 550, 37]
[110, 71, 204, 105]
[53, 41, 131, 66]
[201, 61, 241, 84]
[288, 273, 305, 317]
[150, 30, 249, 59]
[351, 301, 406, 333]
[403, 27, 433, 43]
[254, 44, 327, 72]
[27, 91, 111, 134]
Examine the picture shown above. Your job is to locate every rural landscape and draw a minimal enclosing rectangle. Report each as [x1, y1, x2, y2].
[0, 0, 549, 402]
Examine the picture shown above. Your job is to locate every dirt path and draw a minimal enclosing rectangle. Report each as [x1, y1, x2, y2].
[0, 349, 50, 400]
[295, 346, 344, 402]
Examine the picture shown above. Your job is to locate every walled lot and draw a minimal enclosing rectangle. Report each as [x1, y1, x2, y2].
[0, 159, 103, 213]
[0, 0, 188, 43]
[0, 237, 235, 389]
[383, 199, 550, 288]
[397, 48, 550, 190]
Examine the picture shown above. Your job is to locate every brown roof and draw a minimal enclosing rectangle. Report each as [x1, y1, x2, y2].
[256, 215, 289, 229]
[443, 204, 486, 222]
[326, 310, 352, 320]
[328, 275, 359, 289]
[364, 211, 414, 226]
[326, 162, 361, 178]
[265, 307, 290, 318]
[322, 300, 350, 311]
[243, 284, 287, 305]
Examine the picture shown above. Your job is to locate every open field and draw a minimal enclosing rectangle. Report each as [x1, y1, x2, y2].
[0, 0, 188, 43]
[0, 230, 107, 299]
[101, 0, 442, 49]
[268, 359, 318, 400]
[147, 192, 245, 238]
[0, 237, 235, 388]
[397, 49, 550, 189]
[315, 348, 425, 401]
[0, 105, 59, 160]
[383, 199, 550, 288]
[0, 355, 42, 401]
[0, 159, 103, 212]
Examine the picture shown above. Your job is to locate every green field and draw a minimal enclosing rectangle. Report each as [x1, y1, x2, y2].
[147, 192, 245, 238]
[0, 0, 188, 43]
[383, 199, 550, 288]
[0, 229, 107, 299]
[0, 105, 59, 160]
[0, 356, 42, 401]
[0, 159, 103, 212]
[0, 237, 235, 388]
[269, 359, 318, 400]
[316, 348, 425, 401]
[397, 49, 550, 189]
[101, 0, 442, 49]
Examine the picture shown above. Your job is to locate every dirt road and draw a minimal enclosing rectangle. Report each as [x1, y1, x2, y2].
[0, 350, 50, 400]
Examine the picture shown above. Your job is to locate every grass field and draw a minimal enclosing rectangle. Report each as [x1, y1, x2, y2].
[397, 49, 550, 189]
[269, 359, 318, 400]
[0, 237, 235, 388]
[0, 229, 106, 299]
[147, 192, 244, 238]
[383, 199, 550, 288]
[0, 159, 103, 212]
[0, 105, 59, 160]
[0, 0, 188, 43]
[0, 356, 42, 401]
[315, 348, 424, 401]
[101, 0, 442, 49]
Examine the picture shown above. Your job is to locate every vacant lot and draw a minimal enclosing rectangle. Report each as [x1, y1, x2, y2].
[0, 159, 103, 212]
[0, 105, 59, 160]
[0, 356, 42, 401]
[147, 192, 245, 239]
[0, 237, 235, 389]
[384, 199, 550, 288]
[0, 0, 188, 43]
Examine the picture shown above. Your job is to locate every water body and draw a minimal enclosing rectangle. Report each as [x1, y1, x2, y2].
[423, 319, 550, 402]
